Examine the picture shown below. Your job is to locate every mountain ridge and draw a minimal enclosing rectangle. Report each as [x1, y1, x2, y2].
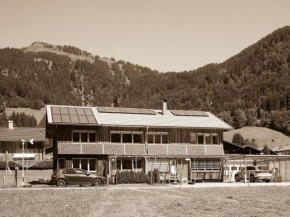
[1, 26, 290, 136]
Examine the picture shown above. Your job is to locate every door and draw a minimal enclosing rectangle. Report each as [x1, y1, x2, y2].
[75, 169, 92, 184]
[63, 169, 78, 184]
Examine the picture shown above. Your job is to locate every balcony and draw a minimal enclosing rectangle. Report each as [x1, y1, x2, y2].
[57, 142, 224, 156]
[58, 142, 146, 155]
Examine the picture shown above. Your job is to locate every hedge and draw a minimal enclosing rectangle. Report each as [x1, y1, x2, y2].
[115, 169, 160, 184]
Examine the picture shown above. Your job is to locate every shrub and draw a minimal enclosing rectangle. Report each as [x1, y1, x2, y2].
[148, 169, 160, 184]
[115, 170, 149, 184]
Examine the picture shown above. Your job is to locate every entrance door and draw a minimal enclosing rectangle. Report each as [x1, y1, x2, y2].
[177, 159, 188, 181]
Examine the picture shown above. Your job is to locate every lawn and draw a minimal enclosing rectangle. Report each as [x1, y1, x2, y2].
[0, 169, 52, 187]
[1, 186, 290, 216]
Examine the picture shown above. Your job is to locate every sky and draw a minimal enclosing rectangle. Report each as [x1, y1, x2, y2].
[0, 0, 290, 72]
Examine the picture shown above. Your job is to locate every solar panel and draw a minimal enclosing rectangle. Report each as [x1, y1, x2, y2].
[68, 107, 77, 115]
[78, 115, 88, 123]
[70, 114, 80, 123]
[76, 108, 85, 115]
[97, 107, 156, 115]
[87, 116, 97, 123]
[51, 106, 98, 124]
[61, 114, 70, 122]
[51, 107, 60, 114]
[126, 108, 139, 114]
[171, 110, 208, 117]
[52, 114, 62, 122]
[84, 108, 94, 116]
[60, 107, 69, 114]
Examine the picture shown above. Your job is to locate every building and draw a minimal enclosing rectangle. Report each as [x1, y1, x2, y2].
[46, 102, 233, 182]
[0, 121, 51, 162]
[272, 144, 290, 155]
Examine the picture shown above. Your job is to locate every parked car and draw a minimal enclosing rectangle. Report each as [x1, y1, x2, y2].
[235, 166, 272, 183]
[51, 168, 107, 187]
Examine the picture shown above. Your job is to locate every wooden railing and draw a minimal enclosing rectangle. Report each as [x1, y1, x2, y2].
[57, 142, 224, 156]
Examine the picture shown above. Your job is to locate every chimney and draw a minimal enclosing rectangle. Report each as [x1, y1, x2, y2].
[162, 99, 167, 115]
[8, 120, 14, 130]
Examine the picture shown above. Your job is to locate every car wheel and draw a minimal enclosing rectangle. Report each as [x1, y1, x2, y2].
[93, 179, 102, 186]
[56, 179, 67, 187]
[250, 175, 255, 183]
[234, 175, 239, 182]
[265, 180, 270, 183]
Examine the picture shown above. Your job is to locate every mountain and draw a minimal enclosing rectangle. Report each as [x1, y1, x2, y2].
[0, 26, 290, 134]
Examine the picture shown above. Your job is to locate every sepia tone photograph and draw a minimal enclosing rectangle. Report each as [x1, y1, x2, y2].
[1, 0, 290, 216]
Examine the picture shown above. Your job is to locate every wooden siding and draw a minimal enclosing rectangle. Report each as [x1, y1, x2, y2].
[49, 125, 224, 145]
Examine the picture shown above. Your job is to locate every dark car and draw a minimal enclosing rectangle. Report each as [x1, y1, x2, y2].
[51, 168, 106, 187]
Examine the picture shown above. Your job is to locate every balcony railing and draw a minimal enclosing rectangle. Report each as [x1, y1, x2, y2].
[57, 142, 224, 156]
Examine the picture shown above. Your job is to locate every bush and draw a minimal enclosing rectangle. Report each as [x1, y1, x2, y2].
[115, 170, 149, 184]
[148, 168, 160, 184]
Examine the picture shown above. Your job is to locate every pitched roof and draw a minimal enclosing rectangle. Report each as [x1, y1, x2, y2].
[0, 127, 47, 142]
[46, 105, 233, 130]
[272, 144, 290, 152]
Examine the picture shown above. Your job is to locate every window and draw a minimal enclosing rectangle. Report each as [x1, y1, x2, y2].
[58, 158, 65, 169]
[122, 133, 132, 143]
[212, 135, 219, 144]
[205, 134, 211, 144]
[111, 133, 121, 143]
[89, 159, 96, 171]
[72, 131, 96, 143]
[148, 134, 154, 143]
[162, 134, 168, 144]
[72, 158, 96, 171]
[191, 133, 219, 145]
[73, 132, 80, 142]
[155, 134, 161, 143]
[81, 133, 88, 142]
[133, 134, 142, 143]
[81, 159, 88, 170]
[73, 159, 80, 169]
[191, 160, 220, 171]
[0, 142, 3, 149]
[197, 135, 204, 144]
[76, 169, 86, 174]
[147, 132, 168, 144]
[89, 133, 96, 142]
[110, 131, 143, 143]
[65, 169, 76, 174]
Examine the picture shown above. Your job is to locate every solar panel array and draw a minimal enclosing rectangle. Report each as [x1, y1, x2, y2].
[51, 106, 97, 124]
[97, 107, 156, 115]
[171, 110, 208, 117]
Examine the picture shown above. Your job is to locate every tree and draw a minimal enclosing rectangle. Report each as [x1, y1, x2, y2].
[262, 145, 271, 155]
[233, 109, 247, 129]
[232, 133, 244, 146]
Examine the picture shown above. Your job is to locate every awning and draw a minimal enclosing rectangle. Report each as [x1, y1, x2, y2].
[13, 154, 36, 159]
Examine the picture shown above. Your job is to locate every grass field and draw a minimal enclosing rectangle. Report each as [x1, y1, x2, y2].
[1, 186, 290, 216]
[1, 170, 290, 216]
[224, 127, 290, 149]
[5, 107, 46, 124]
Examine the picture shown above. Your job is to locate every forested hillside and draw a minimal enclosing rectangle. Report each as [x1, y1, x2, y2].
[0, 26, 290, 135]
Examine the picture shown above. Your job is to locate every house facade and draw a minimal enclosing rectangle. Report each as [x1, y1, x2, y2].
[46, 102, 233, 182]
[0, 121, 50, 161]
